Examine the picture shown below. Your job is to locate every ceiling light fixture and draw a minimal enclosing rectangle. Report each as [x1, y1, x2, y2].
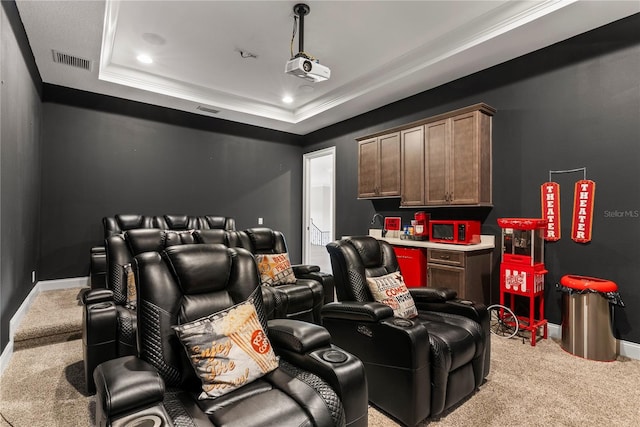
[136, 54, 153, 64]
[282, 96, 294, 104]
[284, 3, 330, 83]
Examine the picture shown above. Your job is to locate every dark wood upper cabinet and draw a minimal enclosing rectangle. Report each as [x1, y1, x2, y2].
[357, 132, 401, 198]
[357, 103, 495, 207]
[401, 126, 425, 206]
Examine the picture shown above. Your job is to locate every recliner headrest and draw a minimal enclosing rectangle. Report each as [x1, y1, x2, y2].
[116, 214, 146, 230]
[193, 229, 227, 244]
[245, 228, 276, 253]
[126, 229, 166, 255]
[164, 215, 190, 230]
[348, 236, 383, 269]
[201, 216, 228, 230]
[163, 244, 232, 294]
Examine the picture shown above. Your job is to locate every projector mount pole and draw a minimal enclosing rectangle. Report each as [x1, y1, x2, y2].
[293, 3, 310, 58]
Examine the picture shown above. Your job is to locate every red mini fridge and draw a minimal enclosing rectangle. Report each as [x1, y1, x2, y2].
[393, 247, 427, 287]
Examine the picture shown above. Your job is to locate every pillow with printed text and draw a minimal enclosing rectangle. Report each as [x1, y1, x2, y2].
[256, 253, 297, 286]
[366, 272, 418, 319]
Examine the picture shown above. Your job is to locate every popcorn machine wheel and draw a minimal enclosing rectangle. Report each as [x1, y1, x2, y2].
[497, 218, 548, 346]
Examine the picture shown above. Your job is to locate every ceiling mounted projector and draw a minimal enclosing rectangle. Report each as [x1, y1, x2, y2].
[285, 57, 330, 82]
[285, 3, 330, 82]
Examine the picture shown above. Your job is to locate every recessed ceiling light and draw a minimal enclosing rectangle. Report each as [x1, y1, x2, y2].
[137, 54, 153, 64]
[282, 96, 294, 104]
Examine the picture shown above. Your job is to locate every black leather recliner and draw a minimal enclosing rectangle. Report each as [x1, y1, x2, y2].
[83, 229, 200, 394]
[90, 214, 155, 289]
[323, 236, 490, 426]
[228, 227, 335, 323]
[84, 229, 288, 394]
[93, 244, 368, 427]
[90, 214, 236, 289]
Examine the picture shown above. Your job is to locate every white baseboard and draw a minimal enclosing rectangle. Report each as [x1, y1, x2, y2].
[0, 277, 89, 376]
[547, 322, 640, 360]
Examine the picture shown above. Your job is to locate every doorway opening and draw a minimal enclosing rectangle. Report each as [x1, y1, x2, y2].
[302, 147, 335, 273]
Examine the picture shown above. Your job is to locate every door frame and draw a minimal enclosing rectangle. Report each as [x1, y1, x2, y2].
[302, 147, 336, 265]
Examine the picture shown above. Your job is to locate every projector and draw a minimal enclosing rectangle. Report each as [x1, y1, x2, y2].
[285, 56, 330, 82]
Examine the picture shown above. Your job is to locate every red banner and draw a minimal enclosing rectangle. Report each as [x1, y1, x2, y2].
[571, 180, 595, 243]
[541, 182, 560, 241]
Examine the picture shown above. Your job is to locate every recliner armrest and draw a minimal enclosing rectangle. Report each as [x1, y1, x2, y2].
[414, 298, 487, 323]
[268, 319, 369, 427]
[409, 287, 457, 303]
[268, 319, 331, 353]
[321, 301, 394, 322]
[291, 264, 321, 275]
[82, 288, 114, 305]
[293, 267, 335, 304]
[94, 356, 165, 419]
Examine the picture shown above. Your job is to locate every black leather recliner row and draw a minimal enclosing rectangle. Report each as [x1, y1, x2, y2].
[84, 227, 334, 394]
[93, 244, 368, 427]
[90, 214, 236, 289]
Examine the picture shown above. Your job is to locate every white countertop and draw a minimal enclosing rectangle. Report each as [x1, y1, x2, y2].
[379, 234, 495, 251]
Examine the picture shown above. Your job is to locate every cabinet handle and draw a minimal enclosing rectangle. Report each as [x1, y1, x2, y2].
[440, 254, 450, 260]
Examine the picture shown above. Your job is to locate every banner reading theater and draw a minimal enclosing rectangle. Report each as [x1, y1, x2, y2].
[571, 180, 595, 243]
[541, 182, 560, 241]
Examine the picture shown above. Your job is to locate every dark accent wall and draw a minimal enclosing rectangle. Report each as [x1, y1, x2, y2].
[0, 1, 43, 351]
[40, 89, 304, 280]
[303, 14, 640, 344]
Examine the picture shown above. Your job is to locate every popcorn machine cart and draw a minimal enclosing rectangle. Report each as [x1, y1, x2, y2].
[497, 218, 548, 346]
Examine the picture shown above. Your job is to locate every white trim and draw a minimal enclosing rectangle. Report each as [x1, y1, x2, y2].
[0, 277, 88, 376]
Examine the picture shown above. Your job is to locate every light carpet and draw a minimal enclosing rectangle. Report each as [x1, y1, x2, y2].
[2, 288, 640, 426]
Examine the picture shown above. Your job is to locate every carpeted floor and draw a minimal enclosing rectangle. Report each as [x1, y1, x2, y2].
[2, 288, 640, 426]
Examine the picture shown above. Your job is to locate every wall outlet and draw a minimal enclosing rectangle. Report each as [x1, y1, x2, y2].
[31, 270, 36, 284]
[258, 217, 263, 225]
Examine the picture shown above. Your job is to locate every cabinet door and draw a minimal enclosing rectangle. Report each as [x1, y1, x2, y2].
[449, 112, 479, 204]
[428, 263, 464, 298]
[424, 119, 449, 205]
[358, 138, 379, 198]
[378, 133, 401, 196]
[400, 126, 425, 206]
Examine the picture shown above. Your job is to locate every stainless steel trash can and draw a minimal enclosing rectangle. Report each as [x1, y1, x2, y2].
[559, 275, 618, 361]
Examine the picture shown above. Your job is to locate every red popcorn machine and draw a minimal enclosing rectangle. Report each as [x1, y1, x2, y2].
[497, 218, 548, 346]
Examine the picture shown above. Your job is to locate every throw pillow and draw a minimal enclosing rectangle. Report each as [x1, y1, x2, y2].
[256, 253, 297, 286]
[123, 263, 136, 309]
[173, 299, 279, 399]
[366, 272, 418, 319]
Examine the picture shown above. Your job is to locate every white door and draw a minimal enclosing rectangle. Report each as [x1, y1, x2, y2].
[302, 147, 335, 273]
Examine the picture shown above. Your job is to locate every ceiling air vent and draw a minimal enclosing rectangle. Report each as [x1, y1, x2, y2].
[196, 105, 220, 115]
[52, 50, 92, 71]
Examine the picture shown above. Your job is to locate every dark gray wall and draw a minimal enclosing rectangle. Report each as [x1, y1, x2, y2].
[40, 92, 304, 280]
[303, 14, 640, 344]
[0, 1, 43, 351]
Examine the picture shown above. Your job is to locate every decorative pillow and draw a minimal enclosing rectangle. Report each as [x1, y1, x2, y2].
[173, 299, 279, 399]
[366, 272, 418, 319]
[123, 263, 136, 309]
[256, 253, 297, 286]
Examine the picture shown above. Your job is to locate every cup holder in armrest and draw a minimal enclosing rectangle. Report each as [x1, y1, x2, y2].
[320, 349, 348, 363]
[391, 318, 413, 328]
[91, 302, 114, 310]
